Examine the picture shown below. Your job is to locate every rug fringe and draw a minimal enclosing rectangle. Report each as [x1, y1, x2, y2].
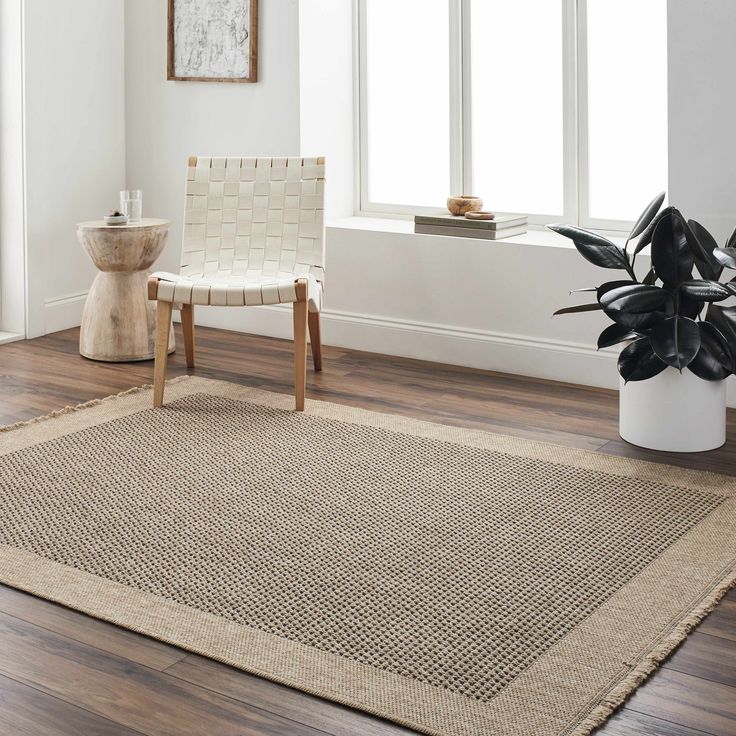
[569, 570, 736, 735]
[0, 375, 193, 434]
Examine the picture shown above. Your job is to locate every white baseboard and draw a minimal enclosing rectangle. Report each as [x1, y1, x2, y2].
[44, 291, 87, 334]
[193, 304, 736, 406]
[325, 308, 623, 388]
[0, 331, 24, 345]
[192, 304, 620, 388]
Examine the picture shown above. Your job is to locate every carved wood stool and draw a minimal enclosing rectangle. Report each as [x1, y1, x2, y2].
[76, 219, 175, 362]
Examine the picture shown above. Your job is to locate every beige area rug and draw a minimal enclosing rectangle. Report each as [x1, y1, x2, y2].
[0, 376, 735, 736]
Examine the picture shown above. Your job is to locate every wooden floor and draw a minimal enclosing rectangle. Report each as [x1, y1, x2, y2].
[0, 326, 734, 736]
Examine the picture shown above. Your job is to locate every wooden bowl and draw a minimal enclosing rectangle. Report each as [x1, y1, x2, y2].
[465, 211, 495, 221]
[447, 195, 483, 216]
[104, 214, 129, 226]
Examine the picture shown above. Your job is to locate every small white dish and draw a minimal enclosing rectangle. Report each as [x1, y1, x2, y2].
[104, 214, 129, 226]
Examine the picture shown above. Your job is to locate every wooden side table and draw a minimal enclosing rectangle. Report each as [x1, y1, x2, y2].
[76, 219, 175, 362]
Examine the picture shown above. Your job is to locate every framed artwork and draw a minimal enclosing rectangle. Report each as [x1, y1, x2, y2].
[168, 0, 258, 83]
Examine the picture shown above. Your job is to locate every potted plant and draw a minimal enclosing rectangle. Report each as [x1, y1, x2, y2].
[550, 193, 736, 452]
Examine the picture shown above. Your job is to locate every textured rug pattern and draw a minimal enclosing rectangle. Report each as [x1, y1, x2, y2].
[1, 378, 735, 736]
[0, 392, 724, 701]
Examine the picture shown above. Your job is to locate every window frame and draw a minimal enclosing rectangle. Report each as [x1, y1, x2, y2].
[356, 0, 652, 232]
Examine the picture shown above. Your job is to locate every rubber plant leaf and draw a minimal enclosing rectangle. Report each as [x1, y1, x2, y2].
[548, 224, 616, 248]
[650, 211, 694, 286]
[618, 338, 668, 383]
[553, 304, 602, 316]
[548, 224, 630, 271]
[678, 293, 705, 320]
[649, 316, 701, 370]
[596, 280, 636, 301]
[599, 284, 673, 330]
[597, 323, 638, 350]
[679, 279, 731, 302]
[629, 191, 666, 241]
[713, 247, 736, 270]
[642, 268, 657, 285]
[706, 304, 736, 358]
[688, 321, 734, 381]
[633, 206, 676, 256]
[687, 219, 722, 280]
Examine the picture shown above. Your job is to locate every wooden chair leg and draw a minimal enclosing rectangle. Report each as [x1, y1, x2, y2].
[308, 311, 323, 372]
[181, 303, 195, 369]
[153, 300, 173, 407]
[293, 281, 309, 411]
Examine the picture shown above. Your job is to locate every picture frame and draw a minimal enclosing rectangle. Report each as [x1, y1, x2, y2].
[167, 0, 258, 83]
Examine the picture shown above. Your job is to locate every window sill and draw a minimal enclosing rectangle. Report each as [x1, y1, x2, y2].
[326, 216, 627, 250]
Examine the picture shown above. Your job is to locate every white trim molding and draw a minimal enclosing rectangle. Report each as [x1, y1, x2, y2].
[44, 291, 87, 334]
[192, 303, 736, 408]
[192, 302, 618, 387]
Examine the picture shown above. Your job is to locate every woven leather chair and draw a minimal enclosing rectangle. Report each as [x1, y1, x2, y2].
[148, 156, 325, 410]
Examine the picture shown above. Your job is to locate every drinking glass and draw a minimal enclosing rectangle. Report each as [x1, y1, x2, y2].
[120, 190, 143, 222]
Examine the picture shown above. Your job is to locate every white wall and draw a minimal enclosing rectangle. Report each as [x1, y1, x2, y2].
[0, 0, 26, 336]
[668, 0, 736, 244]
[124, 0, 301, 279]
[23, 0, 126, 337]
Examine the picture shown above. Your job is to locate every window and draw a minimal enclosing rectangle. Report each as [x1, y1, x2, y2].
[358, 0, 668, 230]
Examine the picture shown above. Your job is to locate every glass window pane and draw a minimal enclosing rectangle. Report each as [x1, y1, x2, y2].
[587, 0, 668, 222]
[364, 0, 450, 208]
[470, 0, 564, 216]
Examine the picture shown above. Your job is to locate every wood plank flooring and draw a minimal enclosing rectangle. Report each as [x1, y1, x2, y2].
[0, 326, 734, 736]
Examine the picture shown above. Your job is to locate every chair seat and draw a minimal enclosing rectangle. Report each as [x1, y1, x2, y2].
[150, 270, 323, 311]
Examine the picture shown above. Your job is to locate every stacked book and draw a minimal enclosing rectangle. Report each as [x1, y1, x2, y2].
[414, 213, 528, 240]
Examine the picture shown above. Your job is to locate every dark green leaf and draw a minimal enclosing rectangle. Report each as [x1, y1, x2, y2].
[688, 220, 722, 279]
[649, 316, 700, 370]
[713, 247, 736, 269]
[642, 268, 657, 285]
[727, 226, 736, 250]
[706, 304, 736, 357]
[596, 280, 636, 301]
[548, 224, 617, 248]
[597, 323, 638, 350]
[599, 284, 673, 329]
[688, 322, 734, 381]
[618, 338, 668, 383]
[553, 303, 602, 316]
[573, 242, 630, 271]
[651, 212, 694, 285]
[629, 191, 666, 241]
[678, 293, 705, 320]
[548, 224, 631, 271]
[633, 206, 676, 255]
[679, 279, 731, 302]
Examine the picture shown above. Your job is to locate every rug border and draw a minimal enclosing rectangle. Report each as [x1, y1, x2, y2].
[1, 376, 735, 736]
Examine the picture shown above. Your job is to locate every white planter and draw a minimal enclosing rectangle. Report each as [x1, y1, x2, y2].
[619, 367, 726, 452]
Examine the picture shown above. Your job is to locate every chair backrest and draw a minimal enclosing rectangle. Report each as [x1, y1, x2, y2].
[182, 156, 325, 282]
